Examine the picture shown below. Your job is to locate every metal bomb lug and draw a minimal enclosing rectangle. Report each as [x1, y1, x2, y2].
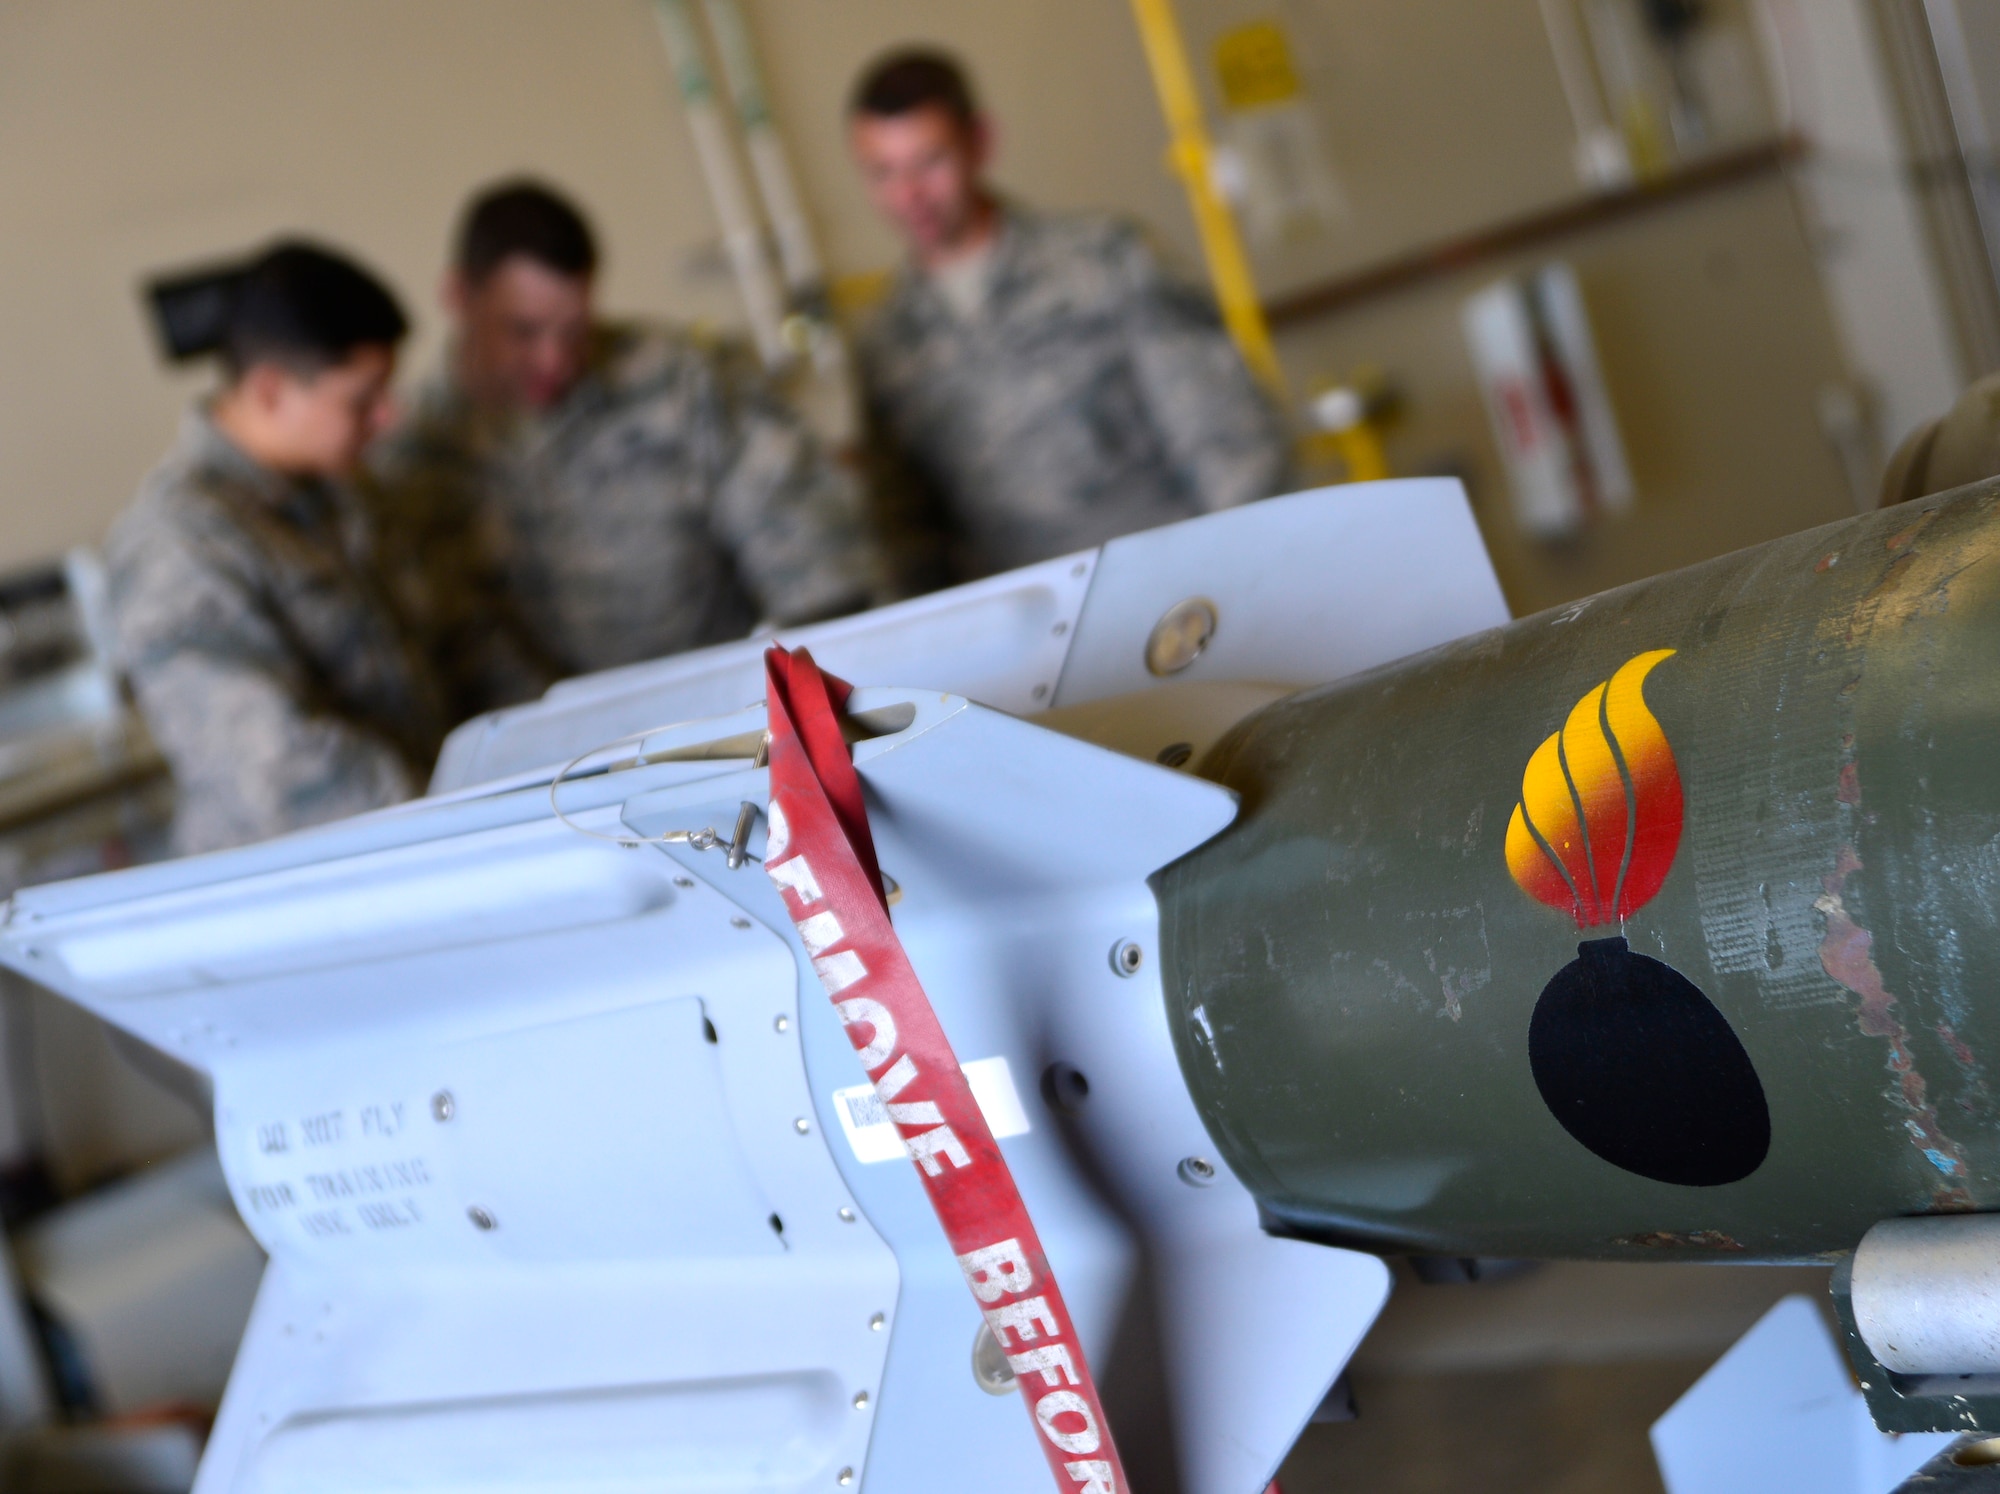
[1850, 1214, 2000, 1375]
[1155, 479, 2000, 1263]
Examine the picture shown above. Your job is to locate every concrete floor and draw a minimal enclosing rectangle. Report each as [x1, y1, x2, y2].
[1272, 1258, 1837, 1493]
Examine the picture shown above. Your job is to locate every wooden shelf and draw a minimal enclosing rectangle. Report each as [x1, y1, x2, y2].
[1263, 137, 1801, 329]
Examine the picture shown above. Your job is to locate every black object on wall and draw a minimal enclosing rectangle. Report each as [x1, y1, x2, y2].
[142, 259, 251, 362]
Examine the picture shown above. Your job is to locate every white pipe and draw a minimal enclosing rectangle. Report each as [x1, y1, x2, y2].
[649, 0, 788, 368]
[1536, 0, 1632, 189]
[692, 0, 856, 441]
[700, 0, 824, 301]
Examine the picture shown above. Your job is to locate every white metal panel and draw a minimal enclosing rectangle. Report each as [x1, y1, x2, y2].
[431, 481, 1508, 796]
[218, 1001, 785, 1265]
[432, 551, 1096, 791]
[0, 684, 1396, 1493]
[1050, 480, 1507, 706]
[621, 690, 1391, 1494]
[1651, 1296, 1953, 1494]
[2, 757, 900, 1494]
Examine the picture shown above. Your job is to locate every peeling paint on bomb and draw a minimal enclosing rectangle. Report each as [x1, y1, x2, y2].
[1816, 843, 1976, 1207]
[1935, 1020, 1983, 1080]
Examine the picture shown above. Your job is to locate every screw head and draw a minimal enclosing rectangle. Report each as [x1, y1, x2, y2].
[1052, 620, 1069, 637]
[837, 1470, 854, 1487]
[870, 1312, 886, 1331]
[431, 1090, 455, 1123]
[731, 916, 752, 929]
[1156, 741, 1194, 769]
[774, 1014, 791, 1033]
[1178, 1155, 1218, 1187]
[467, 1205, 498, 1230]
[794, 1117, 811, 1135]
[1145, 597, 1218, 676]
[674, 875, 695, 889]
[853, 1390, 869, 1410]
[1111, 939, 1144, 977]
[971, 1322, 1019, 1395]
[1031, 683, 1049, 701]
[839, 1206, 857, 1222]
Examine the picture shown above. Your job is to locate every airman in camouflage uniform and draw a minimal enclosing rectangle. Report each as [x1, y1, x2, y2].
[858, 205, 1293, 582]
[846, 51, 1290, 587]
[375, 321, 881, 692]
[106, 410, 444, 856]
[370, 182, 880, 710]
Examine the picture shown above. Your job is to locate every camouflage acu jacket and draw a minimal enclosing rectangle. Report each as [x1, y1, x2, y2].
[372, 323, 882, 698]
[858, 206, 1292, 585]
[105, 411, 444, 856]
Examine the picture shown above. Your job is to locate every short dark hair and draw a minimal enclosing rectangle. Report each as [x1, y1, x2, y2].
[849, 48, 978, 130]
[222, 241, 408, 379]
[455, 180, 599, 285]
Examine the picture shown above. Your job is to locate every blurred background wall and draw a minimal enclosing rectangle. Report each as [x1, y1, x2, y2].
[0, 0, 1992, 623]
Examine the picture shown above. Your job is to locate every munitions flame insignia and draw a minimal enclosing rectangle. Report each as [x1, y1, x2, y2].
[1505, 649, 1681, 927]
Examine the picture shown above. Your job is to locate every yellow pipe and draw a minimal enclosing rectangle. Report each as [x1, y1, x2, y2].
[1127, 0, 1288, 401]
[1300, 419, 1389, 483]
[1336, 426, 1390, 483]
[1317, 425, 1389, 483]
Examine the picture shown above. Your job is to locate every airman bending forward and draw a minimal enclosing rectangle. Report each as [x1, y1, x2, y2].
[107, 243, 443, 855]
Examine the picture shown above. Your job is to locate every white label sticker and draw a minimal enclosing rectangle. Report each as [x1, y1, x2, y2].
[833, 1056, 1031, 1164]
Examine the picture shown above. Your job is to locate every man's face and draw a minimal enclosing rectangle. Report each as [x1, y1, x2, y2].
[849, 105, 988, 262]
[450, 255, 593, 413]
[257, 344, 398, 477]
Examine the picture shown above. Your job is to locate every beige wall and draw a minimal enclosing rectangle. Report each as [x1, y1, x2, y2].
[0, 0, 1881, 619]
[1272, 174, 1861, 615]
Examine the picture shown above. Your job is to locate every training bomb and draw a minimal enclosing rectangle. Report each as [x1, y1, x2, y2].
[1158, 479, 2000, 1262]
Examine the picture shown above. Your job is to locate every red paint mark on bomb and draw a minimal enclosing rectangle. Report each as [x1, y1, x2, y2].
[1816, 843, 1976, 1209]
[1937, 1021, 1978, 1074]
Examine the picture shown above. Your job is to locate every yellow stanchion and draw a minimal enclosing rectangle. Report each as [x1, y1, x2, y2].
[1127, 0, 1288, 401]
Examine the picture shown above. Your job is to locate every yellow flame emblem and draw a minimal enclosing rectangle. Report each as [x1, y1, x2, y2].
[1505, 650, 1682, 926]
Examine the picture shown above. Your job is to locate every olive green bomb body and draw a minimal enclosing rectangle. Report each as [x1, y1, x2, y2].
[1157, 480, 2000, 1262]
